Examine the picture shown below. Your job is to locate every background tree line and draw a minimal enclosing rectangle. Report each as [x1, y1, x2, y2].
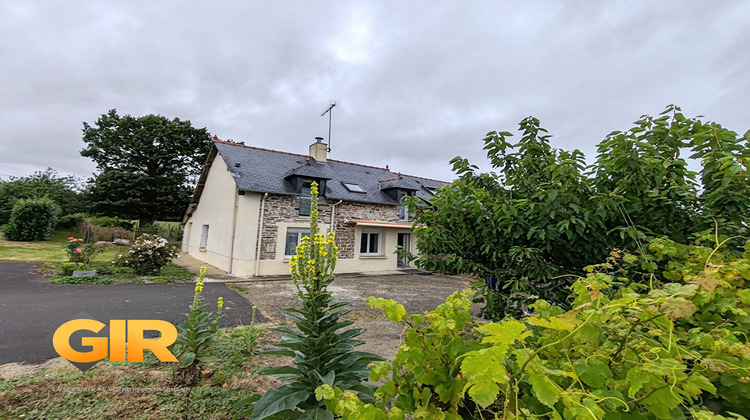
[1, 109, 213, 239]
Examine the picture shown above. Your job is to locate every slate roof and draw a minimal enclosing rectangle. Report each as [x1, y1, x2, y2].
[209, 140, 450, 206]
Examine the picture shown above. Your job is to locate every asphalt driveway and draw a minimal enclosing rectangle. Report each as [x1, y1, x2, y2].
[0, 262, 265, 364]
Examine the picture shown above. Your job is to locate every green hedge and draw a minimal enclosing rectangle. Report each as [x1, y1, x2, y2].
[2, 197, 61, 241]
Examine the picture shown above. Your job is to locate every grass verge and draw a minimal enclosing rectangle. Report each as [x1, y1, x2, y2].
[0, 326, 273, 419]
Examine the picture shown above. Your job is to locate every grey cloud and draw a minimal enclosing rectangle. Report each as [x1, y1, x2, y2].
[1, 1, 748, 184]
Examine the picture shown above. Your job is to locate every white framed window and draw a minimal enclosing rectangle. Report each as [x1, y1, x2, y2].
[285, 228, 310, 257]
[200, 225, 209, 249]
[360, 231, 381, 255]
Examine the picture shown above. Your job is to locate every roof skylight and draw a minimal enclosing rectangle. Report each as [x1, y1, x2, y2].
[343, 182, 365, 193]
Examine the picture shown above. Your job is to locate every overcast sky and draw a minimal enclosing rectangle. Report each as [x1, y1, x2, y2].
[1, 1, 748, 183]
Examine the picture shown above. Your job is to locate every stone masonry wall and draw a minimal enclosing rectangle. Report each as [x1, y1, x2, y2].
[333, 201, 400, 259]
[258, 194, 398, 260]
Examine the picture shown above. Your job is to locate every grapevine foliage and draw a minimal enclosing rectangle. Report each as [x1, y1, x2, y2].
[315, 237, 750, 419]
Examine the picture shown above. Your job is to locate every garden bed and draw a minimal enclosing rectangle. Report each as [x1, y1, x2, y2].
[41, 261, 195, 284]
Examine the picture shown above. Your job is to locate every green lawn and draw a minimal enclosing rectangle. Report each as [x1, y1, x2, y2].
[0, 228, 193, 283]
[0, 229, 122, 262]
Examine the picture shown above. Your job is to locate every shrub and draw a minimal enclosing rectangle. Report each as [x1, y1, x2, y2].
[64, 237, 105, 266]
[155, 221, 182, 242]
[115, 234, 178, 275]
[81, 219, 131, 242]
[86, 216, 135, 230]
[2, 197, 61, 241]
[61, 262, 78, 276]
[79, 216, 134, 242]
[52, 276, 112, 285]
[0, 168, 86, 225]
[57, 212, 87, 229]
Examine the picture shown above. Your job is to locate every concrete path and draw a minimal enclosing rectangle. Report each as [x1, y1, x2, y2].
[0, 262, 266, 365]
[172, 252, 246, 282]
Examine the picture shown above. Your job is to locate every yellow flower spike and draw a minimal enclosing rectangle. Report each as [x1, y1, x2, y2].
[199, 266, 207, 275]
[217, 297, 224, 310]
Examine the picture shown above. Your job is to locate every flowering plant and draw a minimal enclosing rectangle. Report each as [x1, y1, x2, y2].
[242, 182, 382, 419]
[64, 237, 104, 266]
[171, 266, 223, 386]
[115, 233, 178, 275]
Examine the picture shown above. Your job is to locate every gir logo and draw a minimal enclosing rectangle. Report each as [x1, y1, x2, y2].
[53, 313, 178, 372]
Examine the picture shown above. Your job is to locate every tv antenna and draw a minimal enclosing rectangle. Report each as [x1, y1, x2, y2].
[320, 100, 337, 152]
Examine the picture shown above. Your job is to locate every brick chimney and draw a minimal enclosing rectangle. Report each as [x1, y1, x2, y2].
[309, 137, 327, 162]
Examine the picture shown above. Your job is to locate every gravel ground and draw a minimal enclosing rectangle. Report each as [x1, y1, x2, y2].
[229, 272, 471, 361]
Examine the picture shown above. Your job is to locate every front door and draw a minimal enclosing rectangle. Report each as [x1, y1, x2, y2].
[397, 233, 410, 267]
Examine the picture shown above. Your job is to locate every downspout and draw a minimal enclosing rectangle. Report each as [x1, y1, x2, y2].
[228, 189, 240, 273]
[254, 193, 269, 276]
[330, 200, 343, 234]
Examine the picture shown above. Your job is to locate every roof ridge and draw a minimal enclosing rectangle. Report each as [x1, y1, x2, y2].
[399, 173, 451, 184]
[214, 139, 450, 184]
[327, 158, 390, 172]
[213, 139, 309, 159]
[379, 175, 402, 183]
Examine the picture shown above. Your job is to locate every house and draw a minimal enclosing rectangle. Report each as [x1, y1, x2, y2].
[181, 138, 449, 276]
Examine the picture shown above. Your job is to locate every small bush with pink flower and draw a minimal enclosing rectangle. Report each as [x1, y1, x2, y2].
[115, 233, 178, 275]
[64, 236, 105, 266]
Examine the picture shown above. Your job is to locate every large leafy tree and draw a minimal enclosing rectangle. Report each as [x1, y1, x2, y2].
[413, 117, 609, 317]
[81, 110, 213, 224]
[0, 168, 86, 224]
[411, 106, 749, 318]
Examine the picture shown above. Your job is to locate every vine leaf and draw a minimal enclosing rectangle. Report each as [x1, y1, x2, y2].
[461, 347, 509, 408]
[738, 289, 750, 305]
[527, 373, 562, 408]
[572, 359, 612, 388]
[626, 367, 650, 398]
[660, 296, 696, 320]
[526, 316, 575, 331]
[477, 319, 529, 344]
[683, 374, 716, 397]
[466, 378, 500, 409]
[689, 275, 721, 291]
[367, 297, 406, 322]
